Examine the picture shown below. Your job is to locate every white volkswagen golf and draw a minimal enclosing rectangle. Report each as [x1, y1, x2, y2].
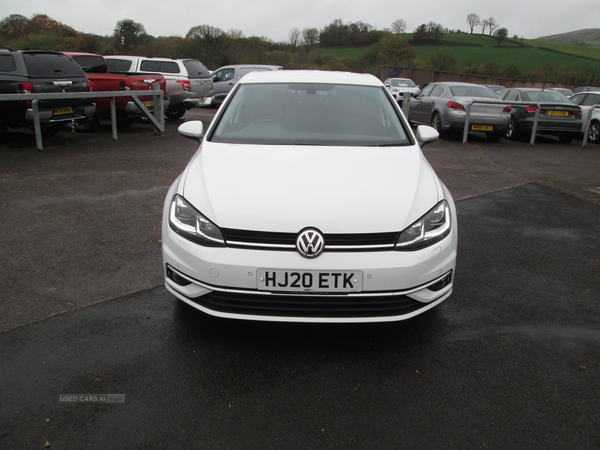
[162, 70, 457, 323]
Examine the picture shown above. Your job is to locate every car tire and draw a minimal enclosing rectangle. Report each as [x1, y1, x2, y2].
[505, 119, 516, 140]
[165, 107, 186, 120]
[486, 132, 502, 142]
[559, 133, 574, 143]
[588, 120, 600, 144]
[431, 112, 443, 134]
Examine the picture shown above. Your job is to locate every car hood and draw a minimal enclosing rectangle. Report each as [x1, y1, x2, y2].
[180, 141, 440, 233]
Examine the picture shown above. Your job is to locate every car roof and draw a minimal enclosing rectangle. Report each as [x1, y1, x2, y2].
[239, 70, 381, 86]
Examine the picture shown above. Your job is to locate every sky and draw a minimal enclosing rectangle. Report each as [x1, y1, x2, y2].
[1, 0, 599, 43]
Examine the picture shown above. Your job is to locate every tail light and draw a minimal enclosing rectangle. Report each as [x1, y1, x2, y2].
[446, 101, 464, 111]
[572, 109, 582, 117]
[502, 105, 512, 113]
[119, 80, 132, 91]
[176, 80, 191, 92]
[17, 81, 33, 106]
[526, 107, 537, 114]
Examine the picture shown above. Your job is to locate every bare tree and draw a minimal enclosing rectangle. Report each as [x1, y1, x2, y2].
[391, 19, 407, 34]
[288, 27, 301, 53]
[425, 22, 444, 41]
[227, 28, 244, 39]
[302, 27, 319, 51]
[466, 14, 480, 34]
[487, 17, 498, 36]
[113, 19, 146, 52]
[481, 19, 490, 34]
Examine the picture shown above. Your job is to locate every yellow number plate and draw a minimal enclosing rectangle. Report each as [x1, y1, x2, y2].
[52, 107, 73, 115]
[471, 124, 493, 131]
[548, 111, 568, 116]
[144, 101, 154, 107]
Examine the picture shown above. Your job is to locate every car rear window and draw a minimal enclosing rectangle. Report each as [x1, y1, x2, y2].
[106, 59, 133, 72]
[210, 83, 412, 147]
[450, 86, 498, 98]
[23, 53, 85, 78]
[71, 55, 108, 74]
[140, 60, 180, 74]
[0, 54, 17, 72]
[182, 60, 211, 78]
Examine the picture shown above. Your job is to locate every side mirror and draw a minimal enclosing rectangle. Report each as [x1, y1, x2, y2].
[416, 125, 439, 147]
[178, 121, 204, 141]
[212, 75, 221, 83]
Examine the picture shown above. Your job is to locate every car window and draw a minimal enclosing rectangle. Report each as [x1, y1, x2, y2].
[0, 54, 17, 72]
[419, 84, 435, 97]
[140, 60, 180, 74]
[430, 85, 445, 97]
[391, 79, 416, 87]
[23, 53, 85, 78]
[71, 55, 107, 74]
[449, 86, 497, 98]
[582, 94, 600, 106]
[569, 94, 584, 105]
[527, 91, 567, 102]
[210, 83, 412, 147]
[182, 60, 211, 78]
[504, 91, 519, 102]
[106, 59, 133, 72]
[214, 68, 235, 82]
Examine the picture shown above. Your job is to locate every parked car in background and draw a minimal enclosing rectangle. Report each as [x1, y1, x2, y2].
[163, 70, 457, 323]
[104, 55, 213, 119]
[0, 47, 95, 135]
[497, 88, 583, 143]
[482, 85, 505, 94]
[206, 64, 283, 107]
[408, 81, 511, 141]
[63, 52, 169, 130]
[384, 78, 420, 105]
[568, 90, 600, 144]
[546, 87, 575, 97]
[573, 86, 600, 93]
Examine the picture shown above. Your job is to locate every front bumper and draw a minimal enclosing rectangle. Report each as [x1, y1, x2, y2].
[162, 206, 457, 323]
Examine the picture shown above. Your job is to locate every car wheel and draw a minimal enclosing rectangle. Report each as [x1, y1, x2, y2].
[431, 112, 443, 133]
[165, 107, 186, 120]
[486, 132, 502, 142]
[588, 120, 600, 144]
[505, 119, 516, 140]
[559, 133, 574, 143]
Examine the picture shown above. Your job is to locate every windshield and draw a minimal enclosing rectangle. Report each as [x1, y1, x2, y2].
[391, 79, 416, 87]
[450, 86, 498, 98]
[72, 55, 107, 74]
[525, 90, 569, 102]
[209, 83, 412, 146]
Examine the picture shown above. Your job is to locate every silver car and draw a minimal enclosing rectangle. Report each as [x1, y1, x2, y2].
[408, 82, 511, 142]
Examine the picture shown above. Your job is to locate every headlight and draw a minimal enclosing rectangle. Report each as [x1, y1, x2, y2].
[168, 195, 225, 247]
[395, 200, 451, 250]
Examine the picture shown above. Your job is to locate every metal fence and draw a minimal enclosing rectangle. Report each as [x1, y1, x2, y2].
[0, 88, 164, 151]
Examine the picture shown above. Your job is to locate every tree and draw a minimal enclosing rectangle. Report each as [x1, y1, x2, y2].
[487, 17, 498, 36]
[227, 28, 244, 39]
[302, 28, 319, 51]
[494, 27, 508, 45]
[288, 27, 301, 53]
[391, 19, 407, 34]
[481, 19, 489, 34]
[428, 50, 457, 72]
[425, 22, 444, 41]
[412, 24, 427, 43]
[0, 14, 29, 40]
[113, 19, 146, 53]
[466, 14, 480, 34]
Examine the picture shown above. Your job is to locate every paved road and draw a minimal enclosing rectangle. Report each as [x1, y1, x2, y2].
[1, 110, 599, 448]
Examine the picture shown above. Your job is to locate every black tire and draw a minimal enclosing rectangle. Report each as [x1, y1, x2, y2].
[505, 119, 516, 140]
[588, 120, 600, 144]
[431, 112, 443, 133]
[559, 133, 574, 143]
[165, 107, 186, 120]
[486, 132, 502, 142]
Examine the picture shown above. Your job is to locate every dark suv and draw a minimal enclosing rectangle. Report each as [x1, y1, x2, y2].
[0, 48, 95, 134]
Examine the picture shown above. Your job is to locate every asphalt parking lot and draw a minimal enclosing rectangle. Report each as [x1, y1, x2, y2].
[1, 109, 599, 449]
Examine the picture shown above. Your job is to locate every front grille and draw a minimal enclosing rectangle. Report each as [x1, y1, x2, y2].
[221, 228, 399, 252]
[189, 291, 425, 318]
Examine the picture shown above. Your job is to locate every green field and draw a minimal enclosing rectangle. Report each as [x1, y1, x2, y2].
[319, 34, 600, 72]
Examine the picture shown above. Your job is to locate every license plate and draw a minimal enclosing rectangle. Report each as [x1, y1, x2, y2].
[471, 124, 493, 131]
[548, 111, 568, 116]
[257, 269, 363, 293]
[52, 107, 73, 115]
[199, 97, 205, 102]
[144, 101, 154, 107]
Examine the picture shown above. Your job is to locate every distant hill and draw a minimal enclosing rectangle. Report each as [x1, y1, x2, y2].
[538, 29, 600, 47]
